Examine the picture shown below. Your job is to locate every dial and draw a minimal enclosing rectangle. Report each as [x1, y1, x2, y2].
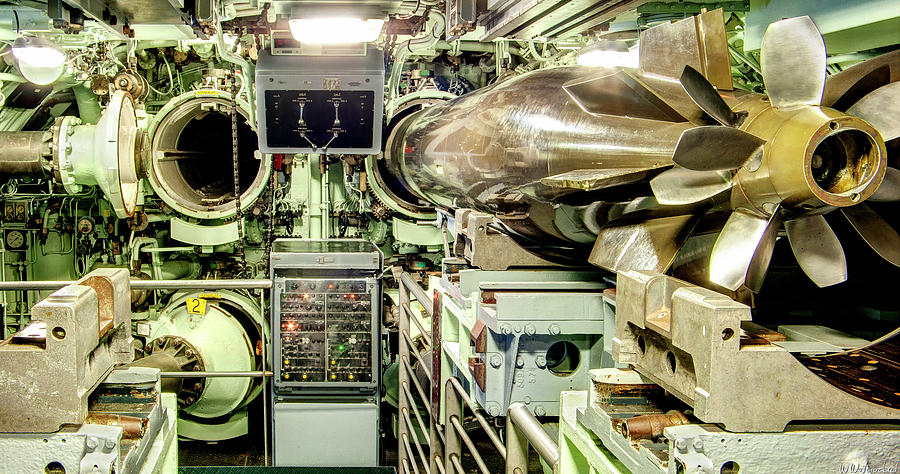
[77, 217, 94, 235]
[5, 230, 26, 250]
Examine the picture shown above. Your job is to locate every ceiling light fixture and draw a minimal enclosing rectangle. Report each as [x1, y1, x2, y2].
[288, 18, 385, 44]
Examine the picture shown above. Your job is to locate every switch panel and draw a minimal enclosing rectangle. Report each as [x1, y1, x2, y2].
[270, 239, 382, 395]
[277, 278, 375, 385]
[263, 90, 376, 152]
[256, 49, 384, 155]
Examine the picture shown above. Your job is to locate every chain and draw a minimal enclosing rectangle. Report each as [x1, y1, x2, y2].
[264, 155, 277, 273]
[230, 64, 247, 269]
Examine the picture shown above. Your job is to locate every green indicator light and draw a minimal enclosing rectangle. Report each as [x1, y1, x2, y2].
[338, 345, 345, 351]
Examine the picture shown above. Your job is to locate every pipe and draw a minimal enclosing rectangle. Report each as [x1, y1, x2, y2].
[321, 160, 330, 238]
[388, 11, 446, 104]
[141, 246, 196, 253]
[158, 371, 274, 378]
[0, 279, 272, 291]
[214, 7, 255, 128]
[0, 73, 28, 83]
[0, 131, 49, 176]
[0, 6, 51, 38]
[140, 260, 200, 281]
[508, 403, 559, 467]
[72, 83, 101, 124]
[433, 40, 521, 55]
[527, 41, 551, 62]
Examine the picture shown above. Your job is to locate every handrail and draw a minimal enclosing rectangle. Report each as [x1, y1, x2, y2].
[400, 272, 434, 317]
[398, 270, 562, 474]
[507, 402, 560, 473]
[0, 278, 272, 290]
[398, 271, 443, 474]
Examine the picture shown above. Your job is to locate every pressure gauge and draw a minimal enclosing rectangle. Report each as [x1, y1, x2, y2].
[5, 230, 26, 250]
[77, 217, 95, 235]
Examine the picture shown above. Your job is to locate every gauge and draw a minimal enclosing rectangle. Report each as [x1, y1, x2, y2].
[5, 230, 26, 250]
[77, 217, 95, 235]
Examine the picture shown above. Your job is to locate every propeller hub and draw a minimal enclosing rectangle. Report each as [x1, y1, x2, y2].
[735, 102, 886, 213]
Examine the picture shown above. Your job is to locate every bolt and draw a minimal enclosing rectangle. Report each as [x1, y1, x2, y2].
[516, 356, 524, 368]
[104, 439, 116, 451]
[66, 127, 74, 136]
[693, 438, 703, 452]
[193, 382, 203, 390]
[86, 436, 98, 450]
[490, 354, 503, 368]
[549, 324, 561, 335]
[675, 438, 688, 453]
[500, 325, 512, 335]
[523, 396, 532, 404]
[514, 325, 522, 333]
[535, 355, 547, 368]
[185, 349, 194, 358]
[488, 404, 501, 417]
[65, 144, 72, 154]
[524, 325, 535, 336]
[534, 406, 546, 416]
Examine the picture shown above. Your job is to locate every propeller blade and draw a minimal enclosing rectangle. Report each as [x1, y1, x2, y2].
[841, 204, 900, 266]
[563, 71, 687, 122]
[870, 167, 900, 202]
[709, 207, 782, 292]
[822, 49, 900, 109]
[785, 215, 848, 287]
[588, 213, 702, 273]
[760, 16, 826, 109]
[672, 126, 766, 171]
[650, 167, 733, 205]
[846, 82, 900, 142]
[679, 65, 745, 127]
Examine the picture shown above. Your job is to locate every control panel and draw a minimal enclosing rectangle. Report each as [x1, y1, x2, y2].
[256, 49, 384, 155]
[270, 238, 382, 395]
[263, 89, 376, 151]
[277, 278, 376, 386]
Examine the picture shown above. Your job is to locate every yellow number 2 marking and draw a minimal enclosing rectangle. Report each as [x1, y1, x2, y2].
[186, 297, 207, 316]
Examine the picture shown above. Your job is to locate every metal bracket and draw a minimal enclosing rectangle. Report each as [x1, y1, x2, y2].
[612, 270, 900, 432]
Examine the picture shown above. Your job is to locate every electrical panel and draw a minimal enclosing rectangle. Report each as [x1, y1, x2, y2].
[270, 239, 382, 394]
[278, 278, 376, 385]
[255, 49, 384, 155]
[447, 0, 487, 39]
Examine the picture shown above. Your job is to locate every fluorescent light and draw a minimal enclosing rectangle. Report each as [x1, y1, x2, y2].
[289, 18, 385, 44]
[12, 36, 66, 68]
[576, 40, 639, 68]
